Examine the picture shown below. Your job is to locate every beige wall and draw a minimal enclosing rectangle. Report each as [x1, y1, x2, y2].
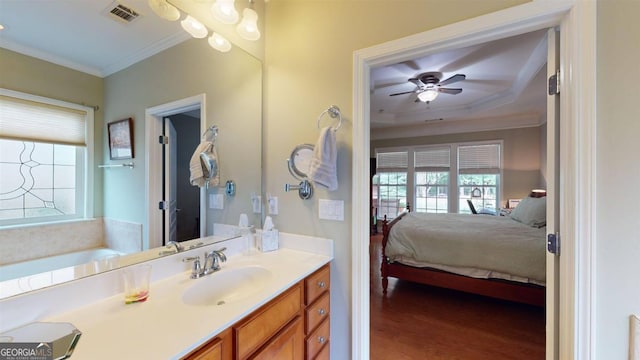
[596, 0, 640, 358]
[263, 1, 527, 357]
[0, 48, 105, 216]
[372, 126, 544, 207]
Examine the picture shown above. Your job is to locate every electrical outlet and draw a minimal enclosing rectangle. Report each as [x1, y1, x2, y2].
[268, 196, 278, 215]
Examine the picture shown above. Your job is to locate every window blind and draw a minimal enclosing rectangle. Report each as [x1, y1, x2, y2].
[414, 147, 450, 171]
[458, 144, 501, 174]
[0, 94, 87, 146]
[376, 151, 408, 170]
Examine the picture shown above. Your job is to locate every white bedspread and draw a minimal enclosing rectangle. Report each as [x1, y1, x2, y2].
[386, 213, 546, 284]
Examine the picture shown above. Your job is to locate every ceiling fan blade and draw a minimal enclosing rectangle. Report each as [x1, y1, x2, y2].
[389, 90, 416, 96]
[438, 74, 466, 86]
[438, 87, 463, 95]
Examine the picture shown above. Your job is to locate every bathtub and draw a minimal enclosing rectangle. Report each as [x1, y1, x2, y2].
[0, 248, 125, 298]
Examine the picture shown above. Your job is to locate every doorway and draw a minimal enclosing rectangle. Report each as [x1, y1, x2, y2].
[163, 112, 201, 243]
[351, 3, 597, 360]
[145, 94, 208, 250]
[368, 27, 554, 359]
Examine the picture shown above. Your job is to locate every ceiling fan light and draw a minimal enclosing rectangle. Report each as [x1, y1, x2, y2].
[208, 32, 232, 52]
[211, 0, 239, 24]
[417, 88, 439, 102]
[181, 15, 208, 38]
[236, 8, 260, 41]
[148, 0, 180, 21]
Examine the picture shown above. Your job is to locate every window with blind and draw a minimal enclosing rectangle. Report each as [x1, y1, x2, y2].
[458, 144, 501, 214]
[414, 147, 450, 213]
[0, 89, 94, 226]
[373, 151, 407, 219]
[375, 141, 502, 215]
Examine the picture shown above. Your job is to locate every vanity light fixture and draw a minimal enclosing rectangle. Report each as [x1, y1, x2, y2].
[181, 15, 208, 38]
[236, 7, 260, 41]
[148, 0, 180, 21]
[417, 87, 439, 102]
[211, 0, 239, 24]
[208, 32, 232, 52]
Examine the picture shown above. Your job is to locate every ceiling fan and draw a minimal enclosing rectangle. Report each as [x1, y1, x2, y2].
[389, 72, 466, 103]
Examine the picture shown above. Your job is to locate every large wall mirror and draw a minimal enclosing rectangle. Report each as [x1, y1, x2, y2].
[0, 2, 263, 299]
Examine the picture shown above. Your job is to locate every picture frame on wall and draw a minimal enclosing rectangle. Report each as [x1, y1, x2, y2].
[108, 118, 134, 160]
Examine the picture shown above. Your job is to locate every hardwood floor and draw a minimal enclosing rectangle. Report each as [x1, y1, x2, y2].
[369, 234, 545, 359]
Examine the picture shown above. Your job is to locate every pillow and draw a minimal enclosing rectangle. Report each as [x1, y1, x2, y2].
[509, 196, 546, 227]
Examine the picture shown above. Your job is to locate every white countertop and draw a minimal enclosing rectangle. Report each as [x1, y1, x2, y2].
[1, 233, 333, 359]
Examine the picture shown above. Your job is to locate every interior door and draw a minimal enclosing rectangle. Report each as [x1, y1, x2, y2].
[546, 27, 560, 360]
[164, 118, 178, 244]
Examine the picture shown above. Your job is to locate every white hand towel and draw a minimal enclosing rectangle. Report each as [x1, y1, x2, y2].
[190, 141, 220, 188]
[309, 126, 338, 191]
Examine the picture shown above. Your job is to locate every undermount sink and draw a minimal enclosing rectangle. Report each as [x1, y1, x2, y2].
[181, 265, 273, 306]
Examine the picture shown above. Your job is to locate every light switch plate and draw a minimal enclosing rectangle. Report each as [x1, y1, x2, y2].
[209, 193, 224, 209]
[319, 199, 344, 221]
[252, 195, 262, 214]
[268, 196, 278, 215]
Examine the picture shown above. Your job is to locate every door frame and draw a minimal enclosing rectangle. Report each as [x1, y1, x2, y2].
[145, 94, 207, 250]
[351, 1, 596, 359]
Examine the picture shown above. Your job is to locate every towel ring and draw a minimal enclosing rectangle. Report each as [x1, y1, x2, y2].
[317, 105, 342, 131]
[202, 125, 218, 142]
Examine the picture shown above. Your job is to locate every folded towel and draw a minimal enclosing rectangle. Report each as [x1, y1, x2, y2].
[309, 126, 338, 191]
[190, 141, 220, 188]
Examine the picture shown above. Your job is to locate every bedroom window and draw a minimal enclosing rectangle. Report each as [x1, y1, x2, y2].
[0, 89, 94, 226]
[414, 147, 450, 213]
[457, 144, 501, 214]
[376, 141, 502, 214]
[374, 151, 407, 219]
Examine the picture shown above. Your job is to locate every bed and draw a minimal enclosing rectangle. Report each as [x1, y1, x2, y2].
[380, 197, 547, 306]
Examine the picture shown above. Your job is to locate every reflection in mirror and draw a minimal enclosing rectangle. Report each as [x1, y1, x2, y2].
[0, 38, 262, 299]
[288, 144, 315, 179]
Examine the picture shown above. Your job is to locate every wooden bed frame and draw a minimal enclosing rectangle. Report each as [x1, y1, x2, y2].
[380, 212, 545, 307]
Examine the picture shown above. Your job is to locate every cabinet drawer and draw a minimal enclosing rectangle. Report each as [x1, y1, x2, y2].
[305, 292, 330, 334]
[305, 317, 329, 360]
[312, 340, 329, 360]
[305, 264, 330, 305]
[235, 283, 303, 360]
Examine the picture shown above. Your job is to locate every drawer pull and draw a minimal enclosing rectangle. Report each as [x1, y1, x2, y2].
[318, 336, 326, 344]
[317, 281, 326, 288]
[318, 308, 326, 316]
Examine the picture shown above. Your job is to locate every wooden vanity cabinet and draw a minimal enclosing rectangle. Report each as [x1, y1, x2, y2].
[304, 264, 330, 359]
[182, 264, 330, 360]
[184, 328, 232, 360]
[234, 283, 304, 360]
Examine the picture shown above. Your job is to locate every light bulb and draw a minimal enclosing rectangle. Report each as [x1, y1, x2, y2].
[236, 8, 260, 41]
[208, 33, 232, 52]
[211, 0, 239, 24]
[148, 0, 180, 21]
[181, 16, 208, 39]
[417, 88, 439, 102]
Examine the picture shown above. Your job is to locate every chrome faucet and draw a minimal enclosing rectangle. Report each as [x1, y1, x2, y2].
[183, 247, 227, 279]
[159, 241, 184, 255]
[167, 241, 184, 252]
[203, 247, 227, 275]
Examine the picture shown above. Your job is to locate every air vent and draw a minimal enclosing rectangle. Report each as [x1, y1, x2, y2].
[103, 1, 141, 24]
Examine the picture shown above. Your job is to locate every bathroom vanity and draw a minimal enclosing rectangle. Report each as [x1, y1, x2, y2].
[0, 233, 333, 360]
[184, 264, 330, 360]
